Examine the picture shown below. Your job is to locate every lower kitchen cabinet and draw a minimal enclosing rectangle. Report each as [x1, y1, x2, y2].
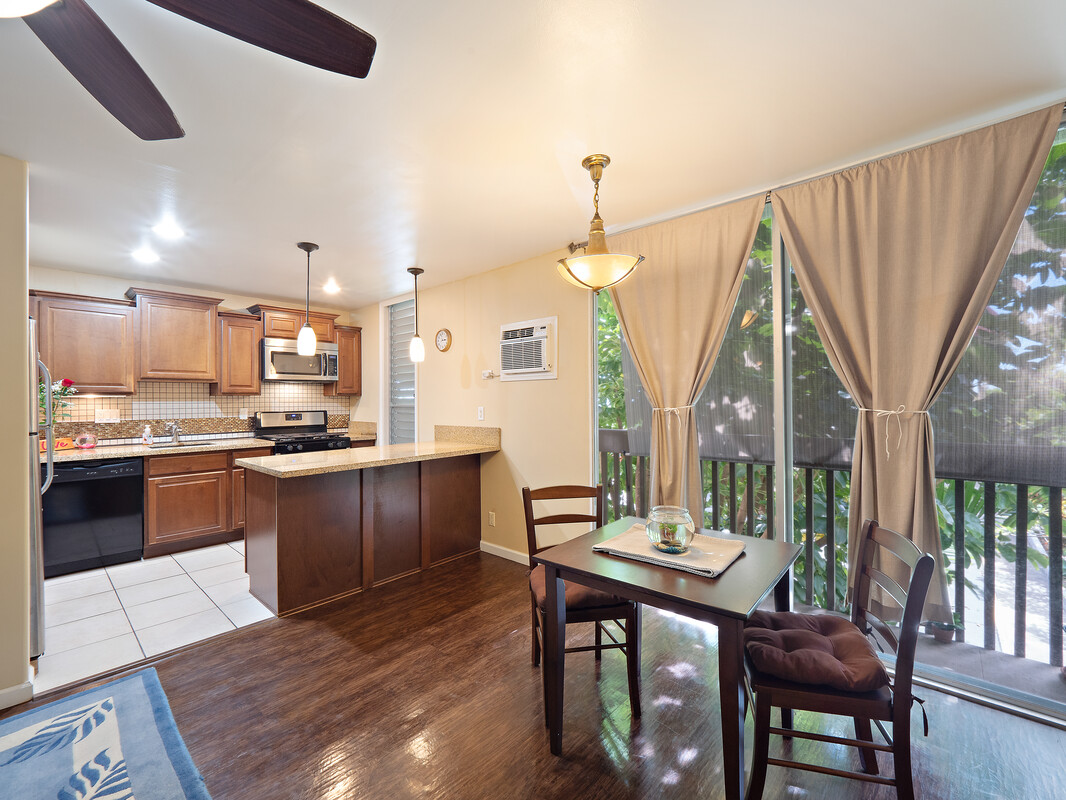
[144, 447, 273, 557]
[146, 470, 229, 552]
[231, 447, 273, 530]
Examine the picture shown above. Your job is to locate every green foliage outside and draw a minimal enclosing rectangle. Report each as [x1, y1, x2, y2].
[595, 130, 1066, 613]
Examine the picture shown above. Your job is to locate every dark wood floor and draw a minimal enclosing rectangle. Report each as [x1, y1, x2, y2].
[7, 553, 1066, 799]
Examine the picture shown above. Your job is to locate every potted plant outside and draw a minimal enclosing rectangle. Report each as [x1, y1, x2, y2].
[930, 613, 964, 643]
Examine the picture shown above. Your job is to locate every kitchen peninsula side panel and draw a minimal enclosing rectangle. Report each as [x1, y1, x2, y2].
[421, 455, 481, 566]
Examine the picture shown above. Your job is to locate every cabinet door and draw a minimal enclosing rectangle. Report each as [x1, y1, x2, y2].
[37, 297, 136, 394]
[216, 314, 262, 395]
[146, 469, 229, 545]
[136, 293, 219, 380]
[232, 467, 246, 530]
[324, 326, 361, 397]
[261, 308, 303, 339]
[307, 313, 336, 343]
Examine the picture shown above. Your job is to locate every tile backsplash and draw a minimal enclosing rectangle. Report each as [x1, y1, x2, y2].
[52, 381, 351, 443]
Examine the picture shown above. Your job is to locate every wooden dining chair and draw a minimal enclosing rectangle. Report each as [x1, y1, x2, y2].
[742, 519, 934, 800]
[523, 485, 641, 719]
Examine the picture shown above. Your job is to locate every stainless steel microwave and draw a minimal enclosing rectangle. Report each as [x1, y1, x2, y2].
[262, 337, 339, 382]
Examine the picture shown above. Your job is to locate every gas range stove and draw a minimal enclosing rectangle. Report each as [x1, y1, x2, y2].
[253, 410, 351, 454]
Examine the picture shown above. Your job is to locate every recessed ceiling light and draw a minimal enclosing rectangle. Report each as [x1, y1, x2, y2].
[323, 277, 341, 294]
[152, 218, 184, 240]
[132, 246, 160, 264]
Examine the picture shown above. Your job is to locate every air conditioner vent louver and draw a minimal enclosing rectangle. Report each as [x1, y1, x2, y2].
[499, 317, 557, 382]
[502, 326, 535, 341]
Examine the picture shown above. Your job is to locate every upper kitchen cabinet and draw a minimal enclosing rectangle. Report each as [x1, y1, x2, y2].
[250, 304, 338, 343]
[324, 325, 362, 397]
[31, 291, 137, 394]
[212, 311, 262, 395]
[126, 288, 222, 381]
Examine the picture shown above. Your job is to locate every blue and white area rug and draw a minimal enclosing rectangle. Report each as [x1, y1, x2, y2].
[0, 669, 211, 799]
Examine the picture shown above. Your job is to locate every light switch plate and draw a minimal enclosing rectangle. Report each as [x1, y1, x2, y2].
[238, 408, 249, 419]
[94, 408, 120, 423]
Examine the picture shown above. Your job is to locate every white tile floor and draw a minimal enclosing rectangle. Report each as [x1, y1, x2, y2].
[35, 540, 274, 694]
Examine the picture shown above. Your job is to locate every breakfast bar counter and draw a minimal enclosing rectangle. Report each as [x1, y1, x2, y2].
[237, 426, 501, 615]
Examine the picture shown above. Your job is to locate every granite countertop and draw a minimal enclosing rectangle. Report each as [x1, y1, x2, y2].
[236, 425, 501, 478]
[45, 437, 277, 463]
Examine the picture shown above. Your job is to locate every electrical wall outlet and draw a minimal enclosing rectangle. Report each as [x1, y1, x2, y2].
[477, 406, 485, 421]
[94, 408, 120, 423]
[488, 511, 496, 527]
[238, 407, 249, 419]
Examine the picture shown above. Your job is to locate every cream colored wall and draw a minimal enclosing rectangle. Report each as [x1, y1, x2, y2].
[29, 266, 352, 322]
[0, 155, 32, 707]
[351, 248, 594, 558]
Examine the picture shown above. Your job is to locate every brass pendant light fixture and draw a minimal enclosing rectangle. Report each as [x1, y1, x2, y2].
[408, 267, 425, 363]
[296, 241, 319, 356]
[557, 154, 643, 293]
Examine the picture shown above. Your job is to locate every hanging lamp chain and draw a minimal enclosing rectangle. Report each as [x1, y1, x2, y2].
[305, 250, 310, 318]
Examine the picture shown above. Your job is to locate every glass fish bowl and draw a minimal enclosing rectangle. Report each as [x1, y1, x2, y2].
[645, 505, 696, 554]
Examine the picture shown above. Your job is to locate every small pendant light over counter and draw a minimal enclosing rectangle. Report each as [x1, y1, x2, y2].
[296, 241, 319, 356]
[408, 267, 425, 363]
[557, 154, 643, 293]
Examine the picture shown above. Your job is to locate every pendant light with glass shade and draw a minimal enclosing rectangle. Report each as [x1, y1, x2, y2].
[408, 267, 425, 363]
[0, 2, 58, 17]
[296, 241, 319, 356]
[557, 154, 644, 293]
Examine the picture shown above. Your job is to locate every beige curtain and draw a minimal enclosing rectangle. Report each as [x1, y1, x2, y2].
[772, 104, 1061, 621]
[608, 195, 765, 524]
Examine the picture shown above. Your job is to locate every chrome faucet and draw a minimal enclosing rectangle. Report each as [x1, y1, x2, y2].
[165, 421, 183, 445]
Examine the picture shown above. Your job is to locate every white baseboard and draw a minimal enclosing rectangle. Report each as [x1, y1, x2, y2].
[0, 679, 33, 711]
[480, 540, 528, 565]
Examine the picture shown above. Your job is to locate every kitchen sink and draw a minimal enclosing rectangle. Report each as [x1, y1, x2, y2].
[147, 441, 220, 449]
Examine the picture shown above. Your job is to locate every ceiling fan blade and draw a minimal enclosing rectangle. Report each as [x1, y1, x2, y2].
[145, 0, 376, 79]
[23, 0, 184, 140]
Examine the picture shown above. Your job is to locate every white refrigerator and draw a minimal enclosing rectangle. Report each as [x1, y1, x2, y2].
[29, 318, 54, 659]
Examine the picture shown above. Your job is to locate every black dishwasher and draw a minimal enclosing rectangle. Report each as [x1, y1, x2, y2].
[42, 459, 144, 577]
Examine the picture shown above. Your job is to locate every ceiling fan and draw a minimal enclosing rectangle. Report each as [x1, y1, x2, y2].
[2, 0, 376, 140]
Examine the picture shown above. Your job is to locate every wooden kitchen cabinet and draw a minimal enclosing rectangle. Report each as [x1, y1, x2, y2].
[231, 447, 273, 530]
[31, 291, 136, 394]
[323, 325, 362, 397]
[250, 304, 338, 342]
[212, 311, 262, 395]
[126, 288, 222, 381]
[146, 452, 229, 552]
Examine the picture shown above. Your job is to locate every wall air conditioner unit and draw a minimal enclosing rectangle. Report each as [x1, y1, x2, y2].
[499, 316, 557, 381]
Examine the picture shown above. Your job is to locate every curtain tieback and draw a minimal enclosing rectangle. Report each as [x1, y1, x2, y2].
[856, 405, 929, 458]
[652, 404, 694, 424]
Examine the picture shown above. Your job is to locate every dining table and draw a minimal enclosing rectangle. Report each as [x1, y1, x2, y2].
[532, 515, 802, 800]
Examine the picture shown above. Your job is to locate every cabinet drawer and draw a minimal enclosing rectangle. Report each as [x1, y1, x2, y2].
[147, 451, 229, 476]
[233, 447, 274, 460]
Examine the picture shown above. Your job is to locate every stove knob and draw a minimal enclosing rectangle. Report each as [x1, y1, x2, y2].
[285, 444, 295, 453]
[296, 444, 303, 451]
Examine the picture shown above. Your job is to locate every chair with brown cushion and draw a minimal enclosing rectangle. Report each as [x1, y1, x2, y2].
[523, 485, 641, 720]
[743, 518, 934, 800]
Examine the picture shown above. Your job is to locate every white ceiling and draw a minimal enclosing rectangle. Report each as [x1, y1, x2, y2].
[2, 0, 1065, 309]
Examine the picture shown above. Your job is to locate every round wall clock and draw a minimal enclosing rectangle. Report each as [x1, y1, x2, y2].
[435, 328, 452, 352]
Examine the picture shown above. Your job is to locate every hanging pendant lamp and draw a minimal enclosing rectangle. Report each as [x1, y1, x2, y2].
[408, 267, 425, 363]
[557, 154, 643, 293]
[296, 241, 319, 356]
[0, 2, 58, 18]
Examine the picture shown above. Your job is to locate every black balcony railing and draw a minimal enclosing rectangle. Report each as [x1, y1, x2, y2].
[598, 429, 1065, 669]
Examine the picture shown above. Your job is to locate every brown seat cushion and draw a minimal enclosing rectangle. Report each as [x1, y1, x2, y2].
[528, 564, 626, 612]
[744, 610, 890, 692]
